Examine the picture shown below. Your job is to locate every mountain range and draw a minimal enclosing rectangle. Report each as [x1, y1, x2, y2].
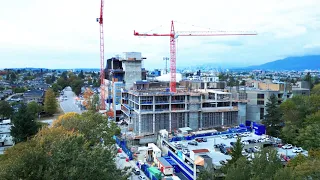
[245, 55, 320, 71]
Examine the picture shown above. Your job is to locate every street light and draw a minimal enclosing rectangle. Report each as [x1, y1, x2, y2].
[163, 57, 169, 74]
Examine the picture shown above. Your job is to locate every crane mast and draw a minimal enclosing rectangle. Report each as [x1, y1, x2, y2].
[98, 0, 105, 110]
[134, 20, 257, 93]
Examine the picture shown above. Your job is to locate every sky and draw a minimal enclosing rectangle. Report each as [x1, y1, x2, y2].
[0, 0, 320, 70]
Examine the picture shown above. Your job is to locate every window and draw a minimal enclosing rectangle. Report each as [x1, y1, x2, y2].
[260, 108, 264, 120]
[257, 100, 264, 105]
[257, 94, 264, 99]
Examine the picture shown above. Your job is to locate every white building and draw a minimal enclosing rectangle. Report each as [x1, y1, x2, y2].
[0, 119, 14, 154]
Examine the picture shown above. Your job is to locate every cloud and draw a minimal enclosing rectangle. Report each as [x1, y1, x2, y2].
[0, 0, 320, 69]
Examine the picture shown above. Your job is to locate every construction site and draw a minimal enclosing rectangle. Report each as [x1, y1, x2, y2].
[122, 87, 239, 137]
[96, 0, 256, 143]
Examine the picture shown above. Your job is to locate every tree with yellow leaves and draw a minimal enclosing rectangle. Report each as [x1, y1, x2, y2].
[83, 88, 99, 111]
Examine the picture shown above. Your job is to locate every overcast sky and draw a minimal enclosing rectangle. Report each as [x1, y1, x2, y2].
[0, 0, 319, 69]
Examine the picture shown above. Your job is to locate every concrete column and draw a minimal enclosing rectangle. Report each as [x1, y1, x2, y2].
[153, 114, 155, 133]
[200, 112, 203, 129]
[215, 93, 218, 107]
[138, 114, 141, 135]
[222, 112, 224, 126]
[153, 96, 155, 112]
[185, 95, 188, 110]
[169, 95, 172, 132]
[138, 96, 141, 113]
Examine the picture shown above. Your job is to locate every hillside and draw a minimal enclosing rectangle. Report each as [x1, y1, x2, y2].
[247, 55, 320, 70]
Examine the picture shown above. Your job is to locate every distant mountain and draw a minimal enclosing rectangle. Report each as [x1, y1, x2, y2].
[246, 55, 320, 70]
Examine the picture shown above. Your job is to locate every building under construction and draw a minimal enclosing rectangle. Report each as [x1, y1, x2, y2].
[104, 52, 147, 120]
[121, 81, 240, 137]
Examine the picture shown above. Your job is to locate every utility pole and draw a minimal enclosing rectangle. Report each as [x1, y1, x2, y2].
[163, 57, 169, 74]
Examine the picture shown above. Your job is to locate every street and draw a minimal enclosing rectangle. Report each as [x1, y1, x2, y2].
[116, 148, 149, 180]
[59, 87, 82, 114]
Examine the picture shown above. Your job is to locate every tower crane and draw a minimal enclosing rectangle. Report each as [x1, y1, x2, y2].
[134, 20, 257, 93]
[97, 0, 105, 110]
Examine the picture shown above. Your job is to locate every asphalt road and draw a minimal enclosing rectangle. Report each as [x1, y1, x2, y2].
[59, 87, 82, 114]
[115, 149, 149, 180]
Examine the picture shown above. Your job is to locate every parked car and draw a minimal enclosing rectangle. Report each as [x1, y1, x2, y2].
[221, 135, 228, 139]
[188, 141, 198, 146]
[134, 168, 141, 175]
[242, 150, 248, 156]
[138, 175, 147, 180]
[254, 146, 261, 152]
[241, 140, 249, 145]
[282, 144, 293, 149]
[226, 134, 233, 139]
[195, 138, 203, 142]
[292, 147, 303, 153]
[220, 147, 228, 155]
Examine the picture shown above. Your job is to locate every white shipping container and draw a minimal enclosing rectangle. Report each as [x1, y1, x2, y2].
[122, 52, 142, 60]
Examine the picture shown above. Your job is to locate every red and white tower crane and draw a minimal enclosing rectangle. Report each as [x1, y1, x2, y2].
[97, 0, 105, 110]
[134, 20, 257, 93]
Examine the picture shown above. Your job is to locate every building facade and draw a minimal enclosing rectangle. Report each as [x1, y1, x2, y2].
[121, 88, 239, 136]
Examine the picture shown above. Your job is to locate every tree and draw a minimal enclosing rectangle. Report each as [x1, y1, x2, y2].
[44, 88, 58, 115]
[10, 104, 40, 143]
[13, 87, 26, 93]
[227, 137, 243, 165]
[53, 111, 120, 146]
[88, 77, 93, 85]
[51, 74, 56, 83]
[45, 76, 52, 84]
[262, 94, 282, 137]
[0, 111, 128, 180]
[83, 88, 99, 111]
[51, 83, 62, 95]
[0, 126, 128, 180]
[27, 101, 43, 119]
[78, 70, 85, 79]
[240, 80, 246, 86]
[304, 72, 313, 89]
[225, 157, 251, 180]
[311, 83, 320, 95]
[0, 100, 13, 119]
[70, 79, 83, 96]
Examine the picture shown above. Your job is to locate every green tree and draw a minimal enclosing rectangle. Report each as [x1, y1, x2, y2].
[0, 127, 128, 180]
[78, 70, 85, 79]
[225, 157, 251, 180]
[27, 101, 43, 119]
[311, 83, 320, 95]
[262, 94, 282, 137]
[10, 104, 40, 143]
[227, 137, 243, 165]
[240, 80, 246, 86]
[51, 83, 62, 95]
[45, 76, 52, 84]
[51, 74, 56, 83]
[304, 72, 312, 89]
[70, 79, 83, 96]
[13, 87, 26, 93]
[0, 100, 13, 119]
[88, 77, 93, 85]
[44, 88, 58, 115]
[53, 111, 120, 146]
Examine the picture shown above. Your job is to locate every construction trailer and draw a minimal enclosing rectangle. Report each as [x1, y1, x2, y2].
[147, 143, 161, 163]
[157, 157, 174, 176]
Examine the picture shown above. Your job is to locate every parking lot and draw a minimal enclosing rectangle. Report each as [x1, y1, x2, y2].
[171, 132, 308, 168]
